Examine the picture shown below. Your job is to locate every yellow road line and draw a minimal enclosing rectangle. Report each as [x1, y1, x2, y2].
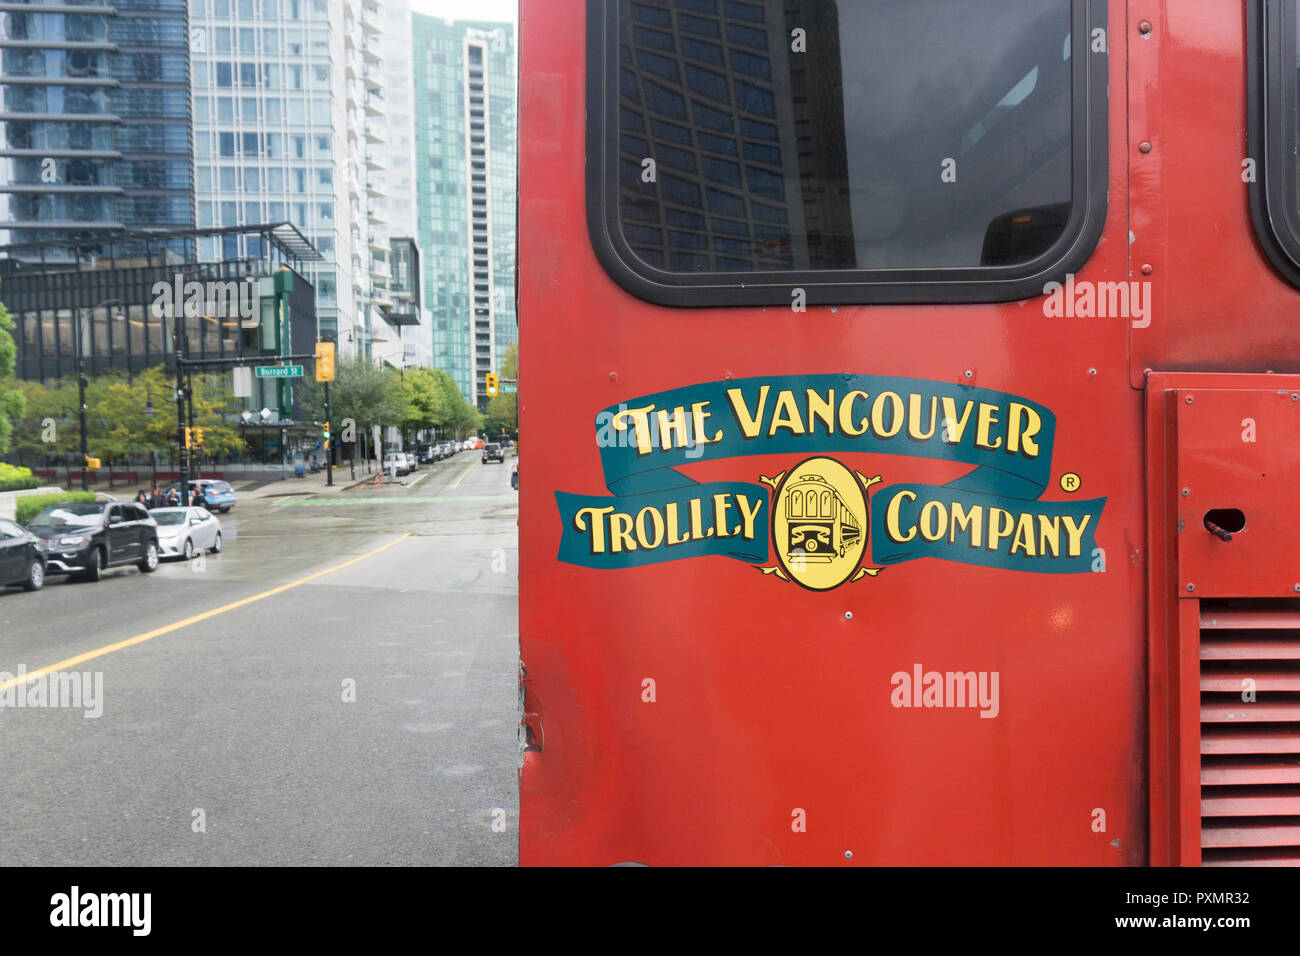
[0, 532, 412, 693]
[451, 461, 478, 489]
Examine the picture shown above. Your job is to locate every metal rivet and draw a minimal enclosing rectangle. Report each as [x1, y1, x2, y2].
[844, 611, 853, 620]
[844, 850, 853, 860]
[1139, 141, 1152, 153]
[1088, 368, 1097, 376]
[1186, 584, 1196, 592]
[1185, 395, 1194, 404]
[963, 369, 973, 379]
[1291, 393, 1299, 402]
[1182, 488, 1190, 497]
[1294, 585, 1300, 593]
[1140, 263, 1153, 275]
[1138, 19, 1152, 35]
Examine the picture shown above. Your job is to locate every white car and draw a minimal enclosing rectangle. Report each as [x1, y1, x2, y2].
[383, 452, 410, 476]
[150, 506, 222, 560]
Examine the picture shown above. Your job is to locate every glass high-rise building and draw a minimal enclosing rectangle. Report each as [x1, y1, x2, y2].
[189, 0, 409, 360]
[0, 0, 194, 253]
[412, 15, 516, 407]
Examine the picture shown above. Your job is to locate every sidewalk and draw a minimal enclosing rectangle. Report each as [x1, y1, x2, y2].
[232, 465, 375, 499]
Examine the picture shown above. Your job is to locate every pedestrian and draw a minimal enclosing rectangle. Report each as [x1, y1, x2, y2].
[166, 488, 180, 507]
[148, 486, 165, 509]
[134, 488, 148, 506]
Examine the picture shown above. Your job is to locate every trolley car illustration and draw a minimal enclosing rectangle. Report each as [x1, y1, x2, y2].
[783, 475, 862, 561]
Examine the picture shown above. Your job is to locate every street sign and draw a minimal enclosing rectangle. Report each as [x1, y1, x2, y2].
[232, 365, 252, 397]
[254, 364, 304, 379]
[502, 382, 517, 393]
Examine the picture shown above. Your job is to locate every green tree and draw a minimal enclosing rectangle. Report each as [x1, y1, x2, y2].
[400, 366, 445, 441]
[483, 342, 518, 437]
[298, 355, 409, 476]
[0, 297, 28, 456]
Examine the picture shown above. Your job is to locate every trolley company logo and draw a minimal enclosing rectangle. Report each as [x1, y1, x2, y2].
[554, 374, 1106, 589]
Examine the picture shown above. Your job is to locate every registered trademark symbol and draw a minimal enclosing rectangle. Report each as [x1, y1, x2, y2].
[1060, 472, 1082, 493]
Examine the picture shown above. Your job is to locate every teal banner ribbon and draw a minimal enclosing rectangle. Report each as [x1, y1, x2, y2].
[555, 374, 1104, 573]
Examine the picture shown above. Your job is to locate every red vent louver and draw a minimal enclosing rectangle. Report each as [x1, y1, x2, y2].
[1199, 601, 1300, 865]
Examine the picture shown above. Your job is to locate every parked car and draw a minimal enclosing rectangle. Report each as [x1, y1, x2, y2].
[151, 506, 222, 560]
[27, 500, 159, 582]
[166, 479, 237, 513]
[483, 442, 505, 464]
[0, 518, 45, 591]
[404, 451, 419, 471]
[511, 462, 519, 491]
[382, 452, 410, 476]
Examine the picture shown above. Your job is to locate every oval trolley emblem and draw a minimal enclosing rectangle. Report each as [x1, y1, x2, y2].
[772, 457, 869, 591]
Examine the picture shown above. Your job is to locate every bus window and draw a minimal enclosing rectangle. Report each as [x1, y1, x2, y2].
[1249, 1, 1300, 286]
[589, 0, 1107, 305]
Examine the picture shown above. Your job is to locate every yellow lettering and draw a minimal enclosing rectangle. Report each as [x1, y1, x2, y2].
[1006, 402, 1042, 457]
[806, 389, 835, 436]
[940, 397, 975, 444]
[768, 390, 804, 437]
[975, 402, 1003, 450]
[736, 495, 763, 540]
[655, 406, 689, 451]
[574, 506, 614, 554]
[919, 500, 947, 541]
[872, 391, 905, 438]
[612, 404, 656, 456]
[1010, 512, 1036, 556]
[838, 390, 870, 436]
[635, 506, 665, 549]
[987, 508, 1015, 551]
[1062, 514, 1092, 558]
[726, 385, 769, 440]
[665, 502, 689, 545]
[886, 490, 917, 542]
[712, 493, 733, 538]
[1037, 514, 1061, 557]
[907, 393, 938, 441]
[610, 512, 637, 553]
[690, 401, 723, 446]
[950, 502, 983, 548]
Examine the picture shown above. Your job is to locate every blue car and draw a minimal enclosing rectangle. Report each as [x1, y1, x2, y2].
[168, 479, 236, 513]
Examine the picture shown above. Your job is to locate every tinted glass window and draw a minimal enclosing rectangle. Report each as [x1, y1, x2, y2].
[1252, 1, 1300, 283]
[598, 0, 1100, 298]
[30, 503, 104, 530]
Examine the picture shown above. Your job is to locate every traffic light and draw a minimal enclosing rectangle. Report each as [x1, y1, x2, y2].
[84, 456, 101, 471]
[182, 426, 192, 450]
[194, 427, 206, 447]
[322, 421, 331, 451]
[485, 372, 499, 397]
[315, 341, 336, 382]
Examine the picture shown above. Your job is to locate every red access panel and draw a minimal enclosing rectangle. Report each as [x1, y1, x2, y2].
[1174, 384, 1300, 598]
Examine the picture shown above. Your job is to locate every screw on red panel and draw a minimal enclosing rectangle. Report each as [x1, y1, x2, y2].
[1293, 585, 1300, 593]
[1291, 393, 1299, 402]
[1185, 395, 1194, 404]
[1138, 19, 1152, 36]
[844, 850, 854, 860]
[1139, 141, 1152, 153]
[1140, 263, 1153, 275]
[844, 611, 853, 620]
[1181, 488, 1190, 497]
[1186, 584, 1196, 592]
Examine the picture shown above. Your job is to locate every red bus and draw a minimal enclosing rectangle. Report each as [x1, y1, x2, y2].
[518, 0, 1300, 865]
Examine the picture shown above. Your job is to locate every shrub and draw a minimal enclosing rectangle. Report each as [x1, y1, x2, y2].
[0, 462, 39, 492]
[15, 491, 98, 525]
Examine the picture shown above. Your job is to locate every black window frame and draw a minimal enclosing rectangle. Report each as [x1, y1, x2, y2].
[587, 0, 1109, 307]
[1249, 0, 1300, 286]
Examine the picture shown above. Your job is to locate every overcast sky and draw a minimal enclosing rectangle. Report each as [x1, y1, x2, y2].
[412, 0, 517, 22]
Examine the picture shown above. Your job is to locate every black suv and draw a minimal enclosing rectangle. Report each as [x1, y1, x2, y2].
[27, 500, 160, 582]
[0, 518, 45, 591]
[483, 442, 505, 464]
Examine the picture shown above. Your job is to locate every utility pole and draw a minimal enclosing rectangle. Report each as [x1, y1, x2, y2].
[324, 380, 333, 487]
[175, 308, 189, 502]
[77, 326, 89, 492]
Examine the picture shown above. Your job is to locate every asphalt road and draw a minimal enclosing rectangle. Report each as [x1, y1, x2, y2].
[0, 453, 520, 865]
